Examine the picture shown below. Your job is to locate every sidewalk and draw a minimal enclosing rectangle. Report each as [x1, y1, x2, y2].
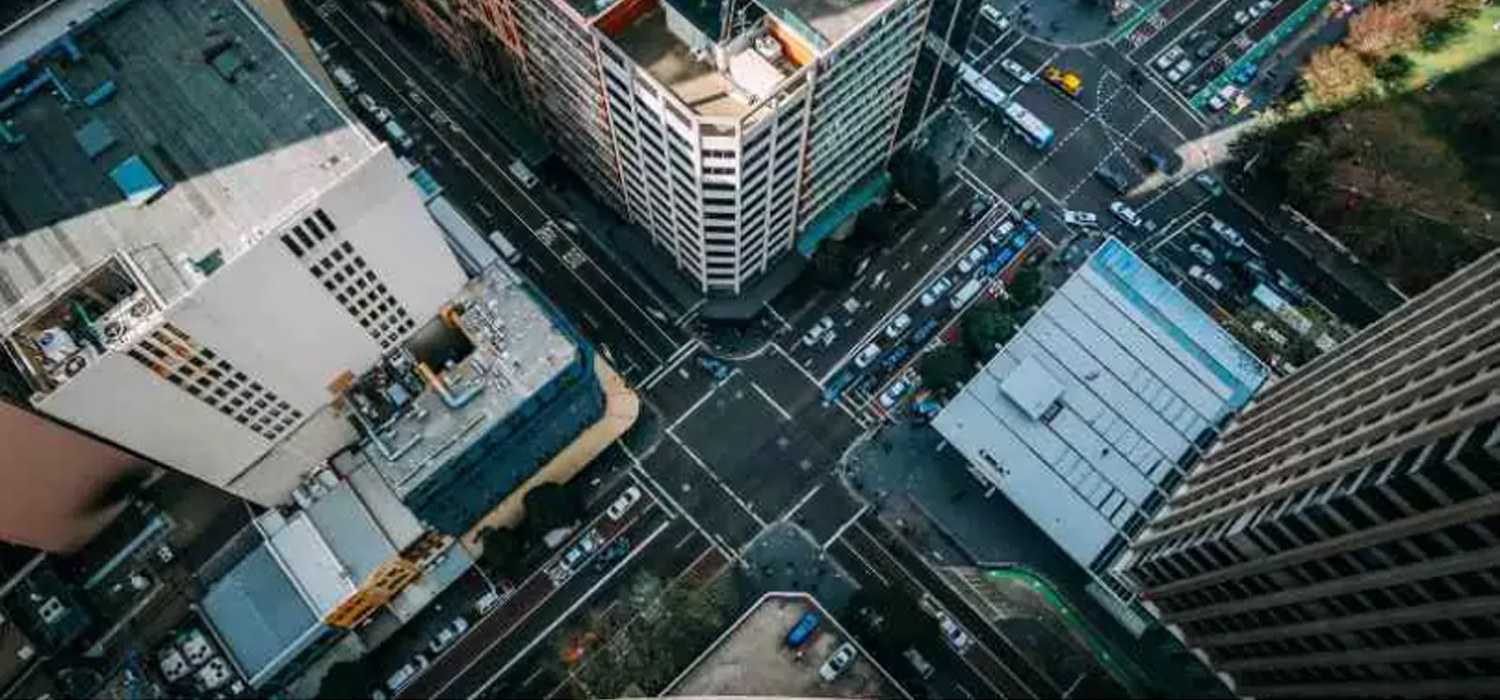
[461, 356, 641, 553]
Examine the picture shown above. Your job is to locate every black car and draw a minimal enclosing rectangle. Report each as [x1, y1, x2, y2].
[1195, 40, 1218, 59]
[1093, 165, 1131, 194]
[1218, 22, 1239, 38]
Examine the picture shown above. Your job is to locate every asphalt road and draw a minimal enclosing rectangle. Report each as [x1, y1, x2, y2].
[292, 0, 687, 385]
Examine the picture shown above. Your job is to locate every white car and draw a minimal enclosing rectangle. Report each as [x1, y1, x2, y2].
[919, 276, 954, 307]
[979, 4, 1010, 30]
[1207, 84, 1240, 112]
[999, 58, 1032, 83]
[1109, 201, 1143, 228]
[1063, 210, 1098, 228]
[1155, 46, 1185, 71]
[986, 219, 1017, 246]
[957, 243, 988, 274]
[938, 613, 973, 652]
[1233, 9, 1252, 25]
[819, 643, 858, 682]
[356, 93, 379, 113]
[1166, 65, 1187, 83]
[1167, 58, 1193, 83]
[884, 313, 913, 339]
[854, 343, 883, 369]
[802, 316, 834, 347]
[1188, 242, 1216, 265]
[1188, 265, 1225, 292]
[1209, 217, 1246, 247]
[1251, 319, 1289, 347]
[606, 485, 642, 521]
[878, 378, 911, 409]
[476, 589, 505, 615]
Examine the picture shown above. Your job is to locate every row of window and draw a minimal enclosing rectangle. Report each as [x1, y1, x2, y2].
[128, 324, 302, 441]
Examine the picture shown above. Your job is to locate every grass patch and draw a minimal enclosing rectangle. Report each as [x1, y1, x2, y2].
[1402, 4, 1500, 88]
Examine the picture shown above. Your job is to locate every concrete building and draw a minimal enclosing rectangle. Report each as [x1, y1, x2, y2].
[932, 239, 1268, 628]
[1119, 250, 1500, 698]
[0, 0, 465, 505]
[402, 0, 930, 296]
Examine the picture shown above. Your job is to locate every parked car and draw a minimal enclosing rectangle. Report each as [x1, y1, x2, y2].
[1109, 200, 1143, 228]
[1188, 265, 1225, 292]
[1194, 39, 1218, 59]
[1209, 217, 1246, 247]
[331, 65, 358, 91]
[1251, 319, 1290, 347]
[1217, 21, 1240, 37]
[508, 160, 539, 189]
[476, 589, 505, 615]
[1232, 9, 1252, 25]
[957, 243, 988, 274]
[594, 537, 631, 571]
[819, 643, 858, 682]
[854, 343, 883, 369]
[999, 58, 1033, 83]
[1188, 242, 1216, 265]
[979, 4, 1010, 30]
[919, 276, 954, 306]
[1208, 84, 1239, 111]
[1094, 165, 1131, 194]
[911, 318, 940, 345]
[937, 612, 973, 652]
[986, 219, 1017, 246]
[606, 485, 642, 521]
[949, 278, 983, 310]
[1194, 172, 1224, 196]
[1063, 210, 1098, 228]
[884, 313, 913, 339]
[356, 93, 379, 113]
[903, 648, 935, 679]
[383, 119, 415, 149]
[879, 378, 912, 409]
[802, 316, 835, 347]
[786, 611, 821, 647]
[962, 196, 991, 222]
[1154, 46, 1185, 71]
[1231, 62, 1259, 85]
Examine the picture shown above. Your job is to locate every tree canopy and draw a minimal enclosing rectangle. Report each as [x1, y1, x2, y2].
[919, 344, 972, 396]
[961, 300, 1015, 360]
[523, 482, 581, 535]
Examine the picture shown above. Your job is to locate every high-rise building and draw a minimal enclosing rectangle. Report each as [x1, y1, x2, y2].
[1120, 250, 1500, 698]
[403, 0, 930, 295]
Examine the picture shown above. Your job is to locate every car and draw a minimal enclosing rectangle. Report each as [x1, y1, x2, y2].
[1154, 46, 1185, 71]
[1232, 9, 1252, 25]
[1094, 165, 1131, 194]
[1063, 210, 1099, 228]
[999, 58, 1033, 83]
[786, 611, 821, 647]
[1275, 270, 1311, 302]
[879, 346, 911, 372]
[802, 316, 834, 347]
[1194, 172, 1224, 196]
[962, 196, 991, 222]
[957, 243, 988, 274]
[1218, 21, 1240, 37]
[1251, 319, 1290, 347]
[1209, 217, 1246, 247]
[1242, 258, 1271, 281]
[878, 378, 912, 409]
[1166, 65, 1187, 83]
[476, 590, 505, 615]
[1109, 201, 1143, 228]
[1207, 84, 1239, 112]
[372, 105, 393, 124]
[1185, 29, 1209, 44]
[819, 643, 858, 682]
[1188, 242, 1216, 265]
[937, 613, 973, 652]
[820, 327, 838, 346]
[331, 65, 359, 92]
[986, 219, 1016, 246]
[508, 160, 539, 189]
[356, 93, 379, 113]
[428, 627, 457, 654]
[853, 343, 883, 369]
[309, 37, 331, 61]
[1255, 0, 1275, 13]
[1188, 265, 1225, 292]
[594, 537, 631, 570]
[1232, 62, 1259, 85]
[1174, 58, 1194, 76]
[1195, 39, 1218, 59]
[911, 318, 940, 345]
[883, 313, 913, 339]
[607, 485, 642, 521]
[919, 276, 954, 306]
[386, 663, 419, 693]
[903, 648, 935, 679]
[383, 119, 415, 150]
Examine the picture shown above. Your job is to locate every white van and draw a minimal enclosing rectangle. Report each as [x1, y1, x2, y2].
[508, 160, 539, 189]
[384, 120, 415, 150]
[950, 278, 983, 310]
[330, 66, 358, 92]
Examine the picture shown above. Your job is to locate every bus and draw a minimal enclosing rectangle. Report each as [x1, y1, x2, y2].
[958, 64, 1007, 111]
[427, 196, 499, 276]
[1000, 100, 1053, 150]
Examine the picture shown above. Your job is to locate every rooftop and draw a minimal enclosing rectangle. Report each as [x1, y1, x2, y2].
[349, 265, 578, 498]
[613, 2, 799, 120]
[0, 0, 368, 326]
[754, 0, 894, 50]
[933, 239, 1267, 590]
[669, 593, 901, 698]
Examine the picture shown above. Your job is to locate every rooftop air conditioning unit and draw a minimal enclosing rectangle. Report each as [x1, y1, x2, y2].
[755, 35, 780, 61]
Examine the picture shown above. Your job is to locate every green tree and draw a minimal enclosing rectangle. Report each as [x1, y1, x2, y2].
[919, 344, 972, 396]
[524, 482, 581, 535]
[961, 300, 1015, 360]
[1374, 53, 1414, 84]
[890, 153, 942, 208]
[315, 659, 373, 699]
[477, 526, 528, 580]
[1006, 265, 1044, 310]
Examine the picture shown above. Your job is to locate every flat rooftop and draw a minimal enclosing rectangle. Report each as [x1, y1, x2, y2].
[934, 239, 1268, 578]
[0, 0, 369, 321]
[670, 594, 901, 698]
[755, 0, 894, 50]
[356, 265, 578, 497]
[616, 7, 752, 119]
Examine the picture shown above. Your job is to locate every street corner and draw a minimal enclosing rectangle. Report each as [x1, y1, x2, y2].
[737, 521, 860, 609]
[783, 475, 866, 549]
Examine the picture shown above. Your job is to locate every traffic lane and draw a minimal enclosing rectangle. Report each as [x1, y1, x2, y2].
[845, 516, 1058, 698]
[1132, 0, 1235, 61]
[638, 440, 762, 552]
[480, 523, 712, 698]
[1205, 197, 1368, 323]
[428, 506, 678, 699]
[321, 3, 686, 363]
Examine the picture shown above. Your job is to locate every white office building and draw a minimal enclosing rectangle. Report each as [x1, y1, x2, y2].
[932, 239, 1270, 628]
[407, 0, 930, 294]
[0, 0, 466, 505]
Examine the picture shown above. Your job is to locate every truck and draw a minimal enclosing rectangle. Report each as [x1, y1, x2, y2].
[427, 196, 499, 275]
[1041, 66, 1083, 97]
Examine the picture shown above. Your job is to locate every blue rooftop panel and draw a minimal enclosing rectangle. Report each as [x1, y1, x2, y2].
[201, 544, 318, 681]
[108, 154, 165, 207]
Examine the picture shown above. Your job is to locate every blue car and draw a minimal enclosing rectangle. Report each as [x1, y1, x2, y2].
[880, 346, 911, 372]
[911, 319, 941, 345]
[787, 611, 820, 647]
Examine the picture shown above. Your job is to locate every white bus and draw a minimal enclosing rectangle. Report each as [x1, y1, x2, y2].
[958, 64, 1007, 110]
[999, 101, 1054, 150]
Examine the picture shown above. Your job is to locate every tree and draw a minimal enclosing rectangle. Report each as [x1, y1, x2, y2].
[919, 345, 972, 396]
[477, 526, 528, 580]
[315, 660, 373, 699]
[961, 301, 1015, 360]
[523, 482, 581, 535]
[1374, 53, 1415, 84]
[1006, 265, 1044, 310]
[890, 153, 941, 209]
[1301, 45, 1375, 106]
